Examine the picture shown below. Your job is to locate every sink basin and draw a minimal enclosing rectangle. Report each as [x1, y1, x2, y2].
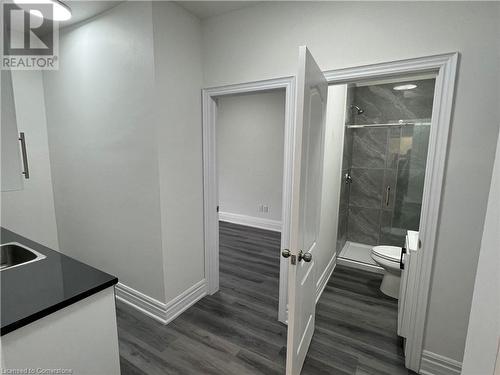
[1, 243, 46, 271]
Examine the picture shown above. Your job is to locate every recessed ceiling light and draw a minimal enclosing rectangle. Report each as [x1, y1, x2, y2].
[14, 0, 72, 21]
[393, 84, 417, 91]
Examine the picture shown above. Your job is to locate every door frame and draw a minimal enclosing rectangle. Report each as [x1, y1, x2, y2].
[202, 76, 296, 323]
[323, 52, 458, 371]
[202, 53, 458, 366]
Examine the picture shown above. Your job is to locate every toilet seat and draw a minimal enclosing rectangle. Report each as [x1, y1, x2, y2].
[372, 245, 402, 263]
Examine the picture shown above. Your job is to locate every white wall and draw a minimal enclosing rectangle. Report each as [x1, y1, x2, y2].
[461, 133, 500, 375]
[200, 1, 500, 363]
[217, 90, 285, 222]
[1, 70, 59, 250]
[43, 2, 165, 301]
[151, 1, 205, 302]
[42, 1, 205, 305]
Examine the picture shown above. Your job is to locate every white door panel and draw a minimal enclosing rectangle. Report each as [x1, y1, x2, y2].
[285, 46, 328, 375]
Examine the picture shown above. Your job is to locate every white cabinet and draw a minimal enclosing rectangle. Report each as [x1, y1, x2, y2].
[397, 235, 410, 337]
[1, 287, 121, 375]
[1, 71, 24, 192]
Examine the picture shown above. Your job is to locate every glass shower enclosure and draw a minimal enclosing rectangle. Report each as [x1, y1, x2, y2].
[336, 77, 435, 265]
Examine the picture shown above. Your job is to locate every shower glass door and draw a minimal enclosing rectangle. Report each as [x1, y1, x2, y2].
[336, 77, 435, 264]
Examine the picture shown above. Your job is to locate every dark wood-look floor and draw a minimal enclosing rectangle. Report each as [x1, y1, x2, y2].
[117, 222, 414, 375]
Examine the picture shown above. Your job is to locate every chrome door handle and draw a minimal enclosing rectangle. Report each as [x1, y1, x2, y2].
[298, 250, 312, 263]
[281, 249, 291, 258]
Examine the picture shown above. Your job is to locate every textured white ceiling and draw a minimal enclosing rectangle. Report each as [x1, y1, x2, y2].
[7, 1, 258, 34]
[175, 1, 260, 19]
[6, 1, 122, 32]
[62, 1, 122, 27]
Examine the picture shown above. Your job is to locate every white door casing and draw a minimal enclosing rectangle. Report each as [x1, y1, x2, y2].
[202, 77, 296, 323]
[285, 46, 328, 375]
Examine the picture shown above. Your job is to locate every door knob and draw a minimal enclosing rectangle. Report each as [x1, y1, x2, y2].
[298, 250, 312, 262]
[281, 249, 291, 258]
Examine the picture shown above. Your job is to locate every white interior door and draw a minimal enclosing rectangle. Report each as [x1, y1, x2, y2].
[285, 46, 328, 375]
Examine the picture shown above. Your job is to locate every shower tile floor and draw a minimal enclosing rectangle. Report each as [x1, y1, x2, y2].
[339, 241, 379, 267]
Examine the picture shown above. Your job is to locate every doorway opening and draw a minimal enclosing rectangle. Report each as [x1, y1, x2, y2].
[322, 52, 458, 373]
[317, 73, 439, 373]
[202, 77, 296, 324]
[335, 74, 437, 273]
[202, 52, 458, 374]
[216, 89, 286, 321]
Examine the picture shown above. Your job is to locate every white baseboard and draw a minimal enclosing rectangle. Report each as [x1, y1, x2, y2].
[115, 283, 168, 324]
[115, 279, 207, 325]
[164, 279, 207, 323]
[316, 253, 336, 303]
[420, 350, 462, 375]
[219, 211, 282, 232]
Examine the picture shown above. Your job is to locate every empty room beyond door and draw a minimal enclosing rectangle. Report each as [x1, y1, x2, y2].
[216, 89, 286, 321]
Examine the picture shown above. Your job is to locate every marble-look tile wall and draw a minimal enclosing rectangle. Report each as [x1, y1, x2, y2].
[337, 78, 435, 250]
[350, 78, 436, 125]
[391, 125, 431, 242]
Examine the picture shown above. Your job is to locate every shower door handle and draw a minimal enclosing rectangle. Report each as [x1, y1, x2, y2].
[385, 186, 391, 206]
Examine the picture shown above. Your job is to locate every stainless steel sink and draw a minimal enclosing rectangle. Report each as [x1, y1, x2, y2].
[0, 243, 46, 271]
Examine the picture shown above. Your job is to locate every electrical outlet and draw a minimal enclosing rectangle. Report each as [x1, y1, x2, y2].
[258, 204, 263, 212]
[262, 205, 269, 213]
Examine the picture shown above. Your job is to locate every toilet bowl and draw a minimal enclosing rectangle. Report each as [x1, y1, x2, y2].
[371, 245, 402, 299]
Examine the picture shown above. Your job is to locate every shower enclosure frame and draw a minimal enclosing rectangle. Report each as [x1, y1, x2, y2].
[323, 52, 458, 372]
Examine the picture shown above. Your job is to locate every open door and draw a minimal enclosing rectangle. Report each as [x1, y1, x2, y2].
[283, 46, 328, 375]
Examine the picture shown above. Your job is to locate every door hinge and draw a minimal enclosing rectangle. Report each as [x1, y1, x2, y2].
[291, 255, 297, 265]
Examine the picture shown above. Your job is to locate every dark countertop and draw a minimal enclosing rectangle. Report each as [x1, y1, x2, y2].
[1, 228, 118, 335]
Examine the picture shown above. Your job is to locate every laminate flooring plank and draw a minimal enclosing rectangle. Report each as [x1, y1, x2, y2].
[117, 221, 414, 374]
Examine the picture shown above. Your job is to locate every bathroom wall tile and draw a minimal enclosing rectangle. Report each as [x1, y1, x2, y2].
[351, 128, 388, 168]
[392, 202, 422, 231]
[409, 125, 430, 170]
[353, 78, 435, 124]
[344, 78, 433, 246]
[356, 85, 415, 124]
[379, 209, 392, 236]
[394, 165, 409, 206]
[380, 232, 406, 247]
[349, 168, 384, 208]
[379, 210, 406, 247]
[347, 206, 380, 245]
[386, 127, 401, 169]
[406, 168, 426, 204]
[394, 167, 426, 205]
[401, 124, 415, 138]
[344, 85, 356, 125]
[342, 129, 353, 170]
[401, 125, 429, 168]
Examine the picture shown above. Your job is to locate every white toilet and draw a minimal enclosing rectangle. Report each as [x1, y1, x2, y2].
[371, 245, 402, 299]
